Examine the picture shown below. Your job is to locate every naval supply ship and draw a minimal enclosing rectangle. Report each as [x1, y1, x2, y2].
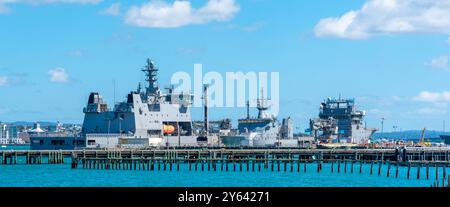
[220, 94, 298, 148]
[31, 59, 206, 150]
[81, 59, 201, 148]
[309, 97, 377, 147]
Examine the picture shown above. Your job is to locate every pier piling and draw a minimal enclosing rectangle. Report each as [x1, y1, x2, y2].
[417, 164, 421, 180]
[240, 159, 243, 172]
[259, 159, 262, 172]
[407, 162, 411, 180]
[344, 161, 348, 174]
[277, 159, 280, 172]
[395, 162, 399, 178]
[351, 161, 354, 174]
[435, 164, 439, 181]
[291, 160, 294, 172]
[378, 161, 382, 176]
[370, 161, 374, 175]
[359, 161, 363, 174]
[386, 161, 390, 178]
[338, 160, 341, 173]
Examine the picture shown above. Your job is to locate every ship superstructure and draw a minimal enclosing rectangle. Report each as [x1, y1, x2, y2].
[81, 59, 196, 148]
[309, 97, 377, 144]
[221, 93, 296, 148]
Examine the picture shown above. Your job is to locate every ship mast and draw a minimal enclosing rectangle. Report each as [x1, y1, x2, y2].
[141, 58, 159, 96]
[257, 88, 269, 119]
[246, 100, 250, 119]
[203, 84, 209, 136]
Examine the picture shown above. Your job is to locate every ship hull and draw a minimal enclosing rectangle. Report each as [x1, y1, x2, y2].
[440, 135, 450, 145]
[221, 135, 248, 147]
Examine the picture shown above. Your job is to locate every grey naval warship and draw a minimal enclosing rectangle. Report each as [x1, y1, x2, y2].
[309, 97, 377, 145]
[82, 59, 201, 148]
[31, 59, 204, 149]
[220, 94, 297, 148]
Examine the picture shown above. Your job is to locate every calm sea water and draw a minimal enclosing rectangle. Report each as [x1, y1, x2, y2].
[0, 146, 445, 187]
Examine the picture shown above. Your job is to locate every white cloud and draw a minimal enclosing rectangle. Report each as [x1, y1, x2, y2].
[426, 56, 449, 70]
[314, 0, 450, 39]
[48, 68, 69, 83]
[125, 0, 240, 28]
[0, 76, 8, 86]
[413, 91, 450, 103]
[412, 91, 450, 115]
[101, 2, 120, 16]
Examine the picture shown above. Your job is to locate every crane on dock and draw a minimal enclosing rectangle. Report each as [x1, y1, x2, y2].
[417, 128, 432, 147]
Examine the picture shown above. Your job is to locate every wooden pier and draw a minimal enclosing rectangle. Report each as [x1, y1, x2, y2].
[1, 148, 450, 186]
[1, 148, 450, 166]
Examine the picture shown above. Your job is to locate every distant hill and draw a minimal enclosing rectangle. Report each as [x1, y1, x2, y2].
[3, 121, 80, 127]
[372, 130, 448, 141]
[9, 121, 57, 127]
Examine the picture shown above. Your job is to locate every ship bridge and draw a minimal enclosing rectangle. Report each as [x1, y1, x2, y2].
[311, 97, 376, 144]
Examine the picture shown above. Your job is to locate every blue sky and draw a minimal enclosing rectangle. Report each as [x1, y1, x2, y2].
[1, 0, 450, 132]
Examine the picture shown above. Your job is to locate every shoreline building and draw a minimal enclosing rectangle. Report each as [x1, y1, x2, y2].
[0, 122, 26, 145]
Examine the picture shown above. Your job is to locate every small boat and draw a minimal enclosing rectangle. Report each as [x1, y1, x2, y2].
[1, 145, 6, 148]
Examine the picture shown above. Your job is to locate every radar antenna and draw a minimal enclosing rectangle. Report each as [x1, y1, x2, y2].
[142, 58, 159, 95]
[137, 82, 142, 94]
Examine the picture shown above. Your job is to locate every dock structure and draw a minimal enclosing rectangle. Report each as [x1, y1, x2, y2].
[65, 148, 449, 187]
[1, 148, 450, 166]
[2, 148, 450, 186]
